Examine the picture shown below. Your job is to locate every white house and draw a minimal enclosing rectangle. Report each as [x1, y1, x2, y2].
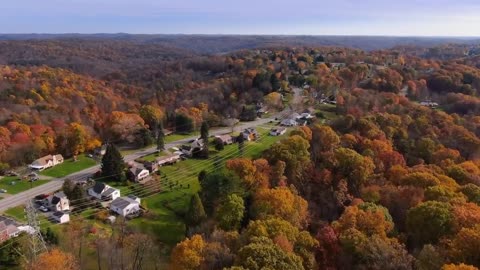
[110, 196, 141, 217]
[270, 127, 287, 136]
[88, 182, 120, 201]
[29, 154, 64, 171]
[48, 191, 70, 211]
[52, 211, 70, 224]
[127, 166, 150, 182]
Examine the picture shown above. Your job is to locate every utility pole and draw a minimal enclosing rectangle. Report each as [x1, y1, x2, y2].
[25, 200, 47, 267]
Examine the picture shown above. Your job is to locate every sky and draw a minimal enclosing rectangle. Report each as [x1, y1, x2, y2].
[3, 0, 480, 36]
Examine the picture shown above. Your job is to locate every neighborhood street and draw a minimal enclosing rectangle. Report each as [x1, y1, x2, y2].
[0, 115, 279, 213]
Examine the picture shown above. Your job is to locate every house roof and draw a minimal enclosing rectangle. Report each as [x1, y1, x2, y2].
[51, 191, 67, 205]
[92, 182, 107, 194]
[0, 216, 19, 236]
[281, 119, 297, 125]
[111, 197, 139, 210]
[102, 187, 119, 197]
[242, 128, 258, 135]
[156, 154, 180, 163]
[31, 155, 53, 166]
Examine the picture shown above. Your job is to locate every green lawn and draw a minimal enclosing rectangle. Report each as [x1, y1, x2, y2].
[4, 205, 26, 222]
[165, 133, 198, 143]
[40, 155, 97, 178]
[137, 151, 169, 162]
[0, 176, 49, 195]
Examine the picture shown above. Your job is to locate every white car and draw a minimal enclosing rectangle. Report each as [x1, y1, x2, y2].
[38, 206, 49, 212]
[0, 189, 7, 193]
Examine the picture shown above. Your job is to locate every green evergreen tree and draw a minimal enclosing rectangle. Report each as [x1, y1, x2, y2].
[101, 144, 125, 182]
[200, 121, 209, 141]
[186, 193, 207, 227]
[157, 121, 165, 151]
[175, 114, 194, 134]
[200, 121, 209, 158]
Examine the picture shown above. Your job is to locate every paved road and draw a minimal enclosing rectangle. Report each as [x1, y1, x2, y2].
[0, 116, 279, 213]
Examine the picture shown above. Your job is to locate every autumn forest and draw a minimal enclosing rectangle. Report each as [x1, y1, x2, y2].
[2, 36, 480, 269]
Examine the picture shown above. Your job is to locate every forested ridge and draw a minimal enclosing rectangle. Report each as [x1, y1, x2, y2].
[3, 39, 480, 269]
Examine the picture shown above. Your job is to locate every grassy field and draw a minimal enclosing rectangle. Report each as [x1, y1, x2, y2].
[0, 176, 49, 195]
[40, 155, 97, 178]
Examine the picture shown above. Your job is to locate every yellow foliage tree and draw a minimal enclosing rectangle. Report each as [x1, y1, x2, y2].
[28, 248, 78, 270]
[170, 235, 206, 270]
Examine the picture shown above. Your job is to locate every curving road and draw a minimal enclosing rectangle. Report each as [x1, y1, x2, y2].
[0, 116, 280, 213]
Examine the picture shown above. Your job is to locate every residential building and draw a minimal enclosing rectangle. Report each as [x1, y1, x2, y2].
[48, 191, 70, 211]
[281, 119, 298, 127]
[29, 154, 64, 171]
[52, 212, 70, 224]
[214, 135, 234, 145]
[241, 128, 259, 141]
[270, 127, 287, 136]
[0, 216, 19, 243]
[156, 153, 181, 166]
[144, 161, 159, 173]
[110, 196, 141, 217]
[127, 166, 150, 182]
[88, 182, 120, 201]
[181, 139, 205, 157]
[420, 101, 439, 108]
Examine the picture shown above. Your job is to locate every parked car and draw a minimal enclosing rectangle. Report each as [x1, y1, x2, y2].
[0, 189, 7, 193]
[38, 206, 49, 212]
[35, 194, 49, 200]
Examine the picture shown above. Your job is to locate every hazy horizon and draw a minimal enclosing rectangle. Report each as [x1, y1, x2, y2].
[4, 0, 480, 36]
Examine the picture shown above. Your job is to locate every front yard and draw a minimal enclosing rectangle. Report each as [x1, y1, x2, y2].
[0, 176, 49, 195]
[40, 155, 97, 178]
